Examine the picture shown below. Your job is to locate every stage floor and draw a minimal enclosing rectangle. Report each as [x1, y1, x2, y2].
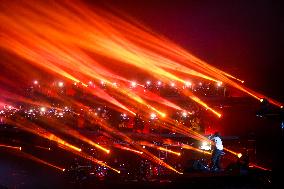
[0, 150, 275, 189]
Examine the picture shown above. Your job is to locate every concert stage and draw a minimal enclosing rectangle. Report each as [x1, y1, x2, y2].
[0, 147, 274, 189]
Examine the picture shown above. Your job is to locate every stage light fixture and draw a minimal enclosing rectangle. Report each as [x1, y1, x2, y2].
[150, 113, 157, 119]
[237, 153, 242, 158]
[185, 81, 192, 87]
[58, 81, 64, 87]
[131, 81, 137, 87]
[217, 82, 222, 87]
[40, 107, 46, 112]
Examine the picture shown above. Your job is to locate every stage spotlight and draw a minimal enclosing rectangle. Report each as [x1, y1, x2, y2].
[157, 81, 162, 86]
[281, 106, 283, 109]
[121, 113, 128, 120]
[58, 81, 64, 87]
[185, 81, 192, 87]
[217, 82, 222, 87]
[146, 80, 151, 85]
[170, 82, 175, 87]
[150, 113, 157, 120]
[40, 107, 46, 112]
[260, 99, 264, 102]
[33, 80, 39, 85]
[131, 81, 137, 87]
[182, 111, 187, 117]
[237, 153, 242, 158]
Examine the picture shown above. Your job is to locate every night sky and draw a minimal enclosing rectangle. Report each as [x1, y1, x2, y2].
[98, 0, 284, 101]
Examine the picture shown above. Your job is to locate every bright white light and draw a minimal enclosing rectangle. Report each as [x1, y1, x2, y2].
[33, 80, 38, 85]
[199, 82, 202, 86]
[58, 81, 64, 87]
[146, 81, 151, 85]
[121, 113, 127, 119]
[217, 82, 222, 87]
[131, 81, 137, 87]
[40, 107, 46, 112]
[182, 111, 187, 117]
[237, 153, 242, 158]
[185, 81, 192, 87]
[100, 80, 105, 85]
[260, 99, 264, 102]
[150, 113, 157, 119]
[157, 81, 162, 86]
[112, 82, 117, 87]
[200, 141, 211, 151]
[170, 82, 175, 87]
[88, 81, 93, 85]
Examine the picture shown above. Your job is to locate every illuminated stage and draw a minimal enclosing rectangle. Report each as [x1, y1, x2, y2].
[0, 0, 283, 188]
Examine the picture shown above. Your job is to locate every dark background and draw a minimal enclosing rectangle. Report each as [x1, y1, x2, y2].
[97, 0, 284, 101]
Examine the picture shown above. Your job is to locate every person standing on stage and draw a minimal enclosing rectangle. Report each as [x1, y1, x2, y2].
[209, 132, 223, 171]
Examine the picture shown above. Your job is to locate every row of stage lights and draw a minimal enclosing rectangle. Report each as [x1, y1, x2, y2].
[32, 79, 223, 89]
[33, 80, 283, 109]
